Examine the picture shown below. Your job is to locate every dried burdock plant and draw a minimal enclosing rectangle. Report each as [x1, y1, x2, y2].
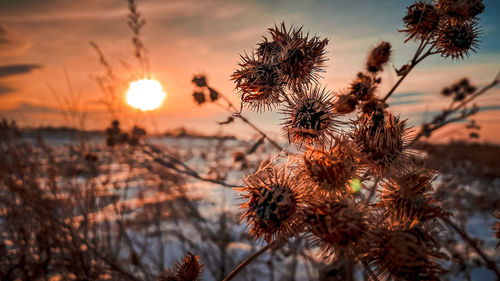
[238, 163, 304, 243]
[402, 1, 441, 42]
[282, 86, 339, 146]
[369, 229, 445, 281]
[366, 41, 392, 73]
[351, 109, 412, 175]
[348, 72, 376, 101]
[437, 0, 485, 20]
[302, 139, 357, 197]
[268, 23, 329, 88]
[436, 19, 481, 59]
[232, 54, 284, 111]
[221, 7, 499, 278]
[302, 199, 374, 260]
[376, 164, 443, 230]
[158, 252, 204, 281]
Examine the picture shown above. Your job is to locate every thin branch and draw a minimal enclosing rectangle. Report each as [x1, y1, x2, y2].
[413, 71, 500, 142]
[222, 242, 277, 281]
[142, 144, 241, 188]
[213, 88, 285, 151]
[382, 42, 434, 102]
[441, 216, 500, 278]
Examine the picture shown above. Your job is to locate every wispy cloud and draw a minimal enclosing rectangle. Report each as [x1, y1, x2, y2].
[0, 64, 42, 78]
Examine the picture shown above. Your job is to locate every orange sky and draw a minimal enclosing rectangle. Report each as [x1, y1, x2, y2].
[0, 0, 499, 143]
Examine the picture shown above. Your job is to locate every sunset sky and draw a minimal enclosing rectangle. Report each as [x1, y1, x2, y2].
[1, 0, 499, 142]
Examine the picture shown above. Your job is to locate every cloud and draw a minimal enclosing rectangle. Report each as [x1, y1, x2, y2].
[0, 64, 42, 78]
[0, 85, 14, 96]
[0, 25, 30, 55]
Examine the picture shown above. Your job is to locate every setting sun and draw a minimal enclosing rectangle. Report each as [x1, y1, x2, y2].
[126, 79, 166, 111]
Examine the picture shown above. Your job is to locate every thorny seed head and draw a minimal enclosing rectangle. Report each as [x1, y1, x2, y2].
[303, 200, 372, 259]
[437, 0, 485, 20]
[256, 39, 281, 61]
[232, 54, 284, 111]
[158, 252, 204, 281]
[402, 1, 441, 41]
[349, 72, 375, 101]
[361, 98, 388, 115]
[268, 22, 329, 89]
[436, 20, 480, 59]
[191, 75, 208, 88]
[192, 91, 206, 105]
[377, 165, 442, 230]
[334, 93, 358, 114]
[282, 86, 338, 146]
[369, 229, 444, 281]
[239, 164, 303, 243]
[303, 139, 357, 197]
[366, 41, 392, 73]
[352, 110, 410, 175]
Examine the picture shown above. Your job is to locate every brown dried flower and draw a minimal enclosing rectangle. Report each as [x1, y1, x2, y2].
[376, 166, 443, 230]
[349, 72, 375, 101]
[239, 164, 303, 243]
[269, 22, 329, 88]
[334, 93, 358, 114]
[437, 0, 485, 20]
[303, 199, 373, 259]
[352, 110, 411, 175]
[366, 41, 392, 73]
[192, 91, 206, 105]
[232, 54, 284, 111]
[158, 252, 203, 281]
[402, 1, 440, 41]
[302, 139, 357, 197]
[436, 20, 480, 59]
[282, 86, 338, 146]
[369, 229, 444, 281]
[191, 75, 208, 88]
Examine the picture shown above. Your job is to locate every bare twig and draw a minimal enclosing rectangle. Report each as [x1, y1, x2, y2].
[441, 216, 500, 278]
[222, 241, 279, 281]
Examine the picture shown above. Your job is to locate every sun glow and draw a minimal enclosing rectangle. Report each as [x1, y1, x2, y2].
[126, 79, 166, 111]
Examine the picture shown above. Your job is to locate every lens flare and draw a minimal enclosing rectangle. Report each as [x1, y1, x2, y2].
[126, 79, 166, 111]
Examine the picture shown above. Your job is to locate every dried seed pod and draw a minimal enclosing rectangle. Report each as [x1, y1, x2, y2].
[352, 110, 411, 175]
[191, 75, 208, 88]
[402, 1, 440, 41]
[377, 165, 443, 230]
[369, 229, 444, 281]
[334, 93, 358, 114]
[192, 91, 206, 105]
[159, 252, 204, 281]
[282, 86, 339, 146]
[437, 0, 485, 20]
[302, 139, 357, 197]
[232, 54, 285, 111]
[349, 72, 375, 101]
[366, 41, 392, 73]
[269, 22, 329, 89]
[239, 164, 304, 243]
[436, 20, 480, 59]
[303, 199, 373, 259]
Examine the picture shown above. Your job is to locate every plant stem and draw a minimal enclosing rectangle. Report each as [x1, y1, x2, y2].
[222, 242, 275, 281]
[441, 216, 500, 278]
[216, 91, 284, 151]
[360, 256, 379, 281]
[412, 71, 500, 143]
[382, 42, 434, 102]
